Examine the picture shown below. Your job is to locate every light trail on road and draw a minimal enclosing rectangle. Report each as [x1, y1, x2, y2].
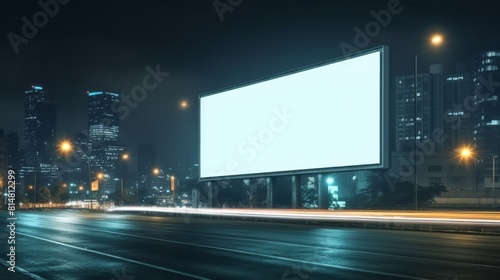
[107, 207, 500, 226]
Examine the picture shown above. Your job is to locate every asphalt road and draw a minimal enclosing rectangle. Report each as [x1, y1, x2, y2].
[1, 209, 500, 280]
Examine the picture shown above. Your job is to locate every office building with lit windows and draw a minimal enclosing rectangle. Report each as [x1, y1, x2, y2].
[441, 65, 472, 151]
[393, 64, 477, 193]
[395, 65, 444, 151]
[87, 91, 123, 197]
[88, 91, 120, 143]
[472, 49, 500, 189]
[23, 85, 57, 189]
[24, 85, 56, 167]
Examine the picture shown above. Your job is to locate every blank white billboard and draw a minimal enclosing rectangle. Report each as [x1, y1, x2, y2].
[200, 46, 388, 180]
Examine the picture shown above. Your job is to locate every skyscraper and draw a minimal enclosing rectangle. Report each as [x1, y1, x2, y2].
[442, 65, 472, 151]
[24, 85, 56, 167]
[87, 91, 122, 196]
[395, 65, 444, 151]
[472, 48, 500, 189]
[88, 91, 120, 144]
[23, 85, 57, 189]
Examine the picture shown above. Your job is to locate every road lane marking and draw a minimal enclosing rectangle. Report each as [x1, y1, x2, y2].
[20, 216, 500, 270]
[17, 232, 211, 280]
[80, 229, 432, 280]
[0, 262, 46, 280]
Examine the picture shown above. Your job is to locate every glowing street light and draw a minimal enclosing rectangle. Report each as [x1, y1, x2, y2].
[457, 146, 496, 210]
[430, 34, 443, 46]
[59, 140, 72, 153]
[59, 140, 94, 210]
[459, 146, 473, 160]
[413, 33, 445, 210]
[121, 153, 139, 204]
[171, 175, 176, 207]
[180, 100, 189, 109]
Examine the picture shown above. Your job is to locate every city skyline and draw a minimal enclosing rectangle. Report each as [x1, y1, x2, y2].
[1, 1, 500, 169]
[2, 3, 500, 278]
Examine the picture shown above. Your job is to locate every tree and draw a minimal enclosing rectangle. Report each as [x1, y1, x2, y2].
[50, 184, 69, 203]
[215, 180, 246, 207]
[37, 186, 51, 203]
[351, 170, 447, 209]
[301, 177, 318, 208]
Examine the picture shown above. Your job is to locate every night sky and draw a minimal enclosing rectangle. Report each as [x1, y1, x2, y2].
[1, 0, 499, 169]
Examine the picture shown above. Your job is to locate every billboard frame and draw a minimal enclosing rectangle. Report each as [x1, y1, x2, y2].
[198, 45, 389, 181]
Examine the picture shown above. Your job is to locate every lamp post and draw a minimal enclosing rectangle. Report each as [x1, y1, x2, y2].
[60, 140, 93, 210]
[33, 167, 37, 208]
[459, 147, 496, 210]
[121, 153, 139, 204]
[0, 178, 3, 210]
[153, 168, 176, 207]
[413, 33, 444, 210]
[171, 175, 176, 207]
[494, 155, 496, 211]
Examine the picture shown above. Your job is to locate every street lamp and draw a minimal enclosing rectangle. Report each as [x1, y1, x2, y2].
[28, 185, 35, 208]
[153, 168, 176, 207]
[180, 100, 189, 109]
[171, 175, 176, 207]
[121, 153, 139, 204]
[0, 178, 3, 210]
[413, 33, 444, 210]
[459, 147, 496, 210]
[60, 140, 94, 210]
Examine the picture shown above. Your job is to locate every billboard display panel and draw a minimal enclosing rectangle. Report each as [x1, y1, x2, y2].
[200, 46, 388, 180]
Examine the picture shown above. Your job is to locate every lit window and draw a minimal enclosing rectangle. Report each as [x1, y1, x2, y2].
[486, 51, 500, 57]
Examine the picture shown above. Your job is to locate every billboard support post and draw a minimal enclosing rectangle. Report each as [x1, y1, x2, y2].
[207, 182, 213, 208]
[266, 178, 273, 209]
[318, 174, 328, 209]
[291, 175, 301, 209]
